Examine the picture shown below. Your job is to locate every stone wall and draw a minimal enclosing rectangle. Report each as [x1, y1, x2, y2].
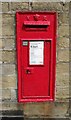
[0, 1, 70, 119]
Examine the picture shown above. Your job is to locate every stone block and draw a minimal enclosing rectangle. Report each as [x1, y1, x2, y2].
[2, 38, 15, 50]
[2, 75, 17, 89]
[0, 89, 2, 101]
[56, 63, 69, 74]
[0, 14, 2, 37]
[58, 37, 69, 48]
[70, 50, 71, 62]
[56, 86, 69, 99]
[44, 102, 69, 117]
[58, 11, 69, 24]
[63, 2, 69, 11]
[2, 14, 15, 36]
[0, 103, 2, 111]
[69, 2, 71, 26]
[0, 2, 2, 12]
[2, 102, 10, 110]
[58, 49, 69, 62]
[0, 39, 2, 50]
[0, 51, 2, 62]
[24, 102, 45, 116]
[0, 64, 2, 75]
[10, 2, 28, 11]
[2, 50, 15, 63]
[56, 72, 69, 87]
[10, 102, 24, 110]
[2, 64, 16, 75]
[2, 2, 9, 13]
[0, 76, 2, 88]
[11, 89, 17, 101]
[24, 102, 69, 118]
[32, 2, 63, 11]
[2, 89, 11, 100]
[58, 25, 69, 37]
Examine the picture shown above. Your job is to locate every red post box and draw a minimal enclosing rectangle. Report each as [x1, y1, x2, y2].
[16, 12, 57, 102]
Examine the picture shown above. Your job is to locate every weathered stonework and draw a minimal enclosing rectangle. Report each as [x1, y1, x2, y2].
[2, 89, 11, 100]
[2, 75, 17, 89]
[2, 38, 15, 50]
[58, 49, 69, 62]
[58, 11, 69, 24]
[2, 14, 15, 36]
[23, 102, 69, 118]
[58, 37, 69, 48]
[58, 24, 69, 37]
[2, 2, 9, 13]
[2, 64, 16, 75]
[1, 1, 70, 119]
[32, 2, 63, 11]
[0, 39, 2, 50]
[10, 2, 29, 11]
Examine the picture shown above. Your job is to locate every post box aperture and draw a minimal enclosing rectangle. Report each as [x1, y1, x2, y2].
[16, 12, 56, 102]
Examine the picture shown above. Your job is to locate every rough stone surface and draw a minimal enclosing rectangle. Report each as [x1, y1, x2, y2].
[9, 103, 24, 111]
[2, 75, 17, 89]
[58, 49, 69, 62]
[1, 1, 70, 119]
[2, 89, 11, 100]
[2, 38, 15, 50]
[58, 11, 69, 24]
[0, 89, 2, 101]
[56, 63, 69, 74]
[56, 86, 69, 99]
[58, 25, 69, 37]
[0, 64, 2, 75]
[0, 2, 2, 12]
[2, 14, 15, 36]
[0, 76, 2, 89]
[56, 72, 69, 87]
[0, 51, 2, 62]
[62, 2, 69, 11]
[70, 50, 71, 62]
[10, 2, 28, 11]
[0, 14, 2, 37]
[2, 64, 16, 75]
[0, 39, 2, 49]
[23, 102, 69, 118]
[2, 50, 15, 63]
[32, 2, 63, 11]
[2, 103, 10, 111]
[11, 89, 17, 101]
[58, 37, 69, 48]
[2, 2, 9, 13]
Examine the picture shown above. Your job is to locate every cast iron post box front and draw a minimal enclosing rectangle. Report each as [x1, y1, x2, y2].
[16, 12, 57, 102]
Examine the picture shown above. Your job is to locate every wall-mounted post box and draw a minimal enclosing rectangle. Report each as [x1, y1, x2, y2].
[16, 12, 56, 102]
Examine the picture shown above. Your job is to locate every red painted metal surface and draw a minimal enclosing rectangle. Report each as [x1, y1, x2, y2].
[16, 12, 57, 102]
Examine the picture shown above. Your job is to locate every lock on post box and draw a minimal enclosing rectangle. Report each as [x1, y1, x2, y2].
[16, 12, 57, 102]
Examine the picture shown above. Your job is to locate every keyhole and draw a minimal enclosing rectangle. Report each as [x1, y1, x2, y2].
[26, 69, 30, 74]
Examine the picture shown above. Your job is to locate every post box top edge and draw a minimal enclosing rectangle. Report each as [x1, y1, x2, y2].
[16, 11, 57, 15]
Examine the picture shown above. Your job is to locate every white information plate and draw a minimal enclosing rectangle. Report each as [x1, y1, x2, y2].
[29, 41, 44, 65]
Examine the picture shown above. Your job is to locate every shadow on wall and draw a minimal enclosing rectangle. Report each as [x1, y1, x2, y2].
[2, 117, 24, 120]
[2, 110, 24, 117]
[1, 117, 70, 120]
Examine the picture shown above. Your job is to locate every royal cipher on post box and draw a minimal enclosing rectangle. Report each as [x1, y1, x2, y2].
[16, 12, 56, 102]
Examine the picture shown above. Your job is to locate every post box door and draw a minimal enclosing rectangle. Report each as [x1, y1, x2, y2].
[16, 12, 56, 102]
[21, 40, 51, 98]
